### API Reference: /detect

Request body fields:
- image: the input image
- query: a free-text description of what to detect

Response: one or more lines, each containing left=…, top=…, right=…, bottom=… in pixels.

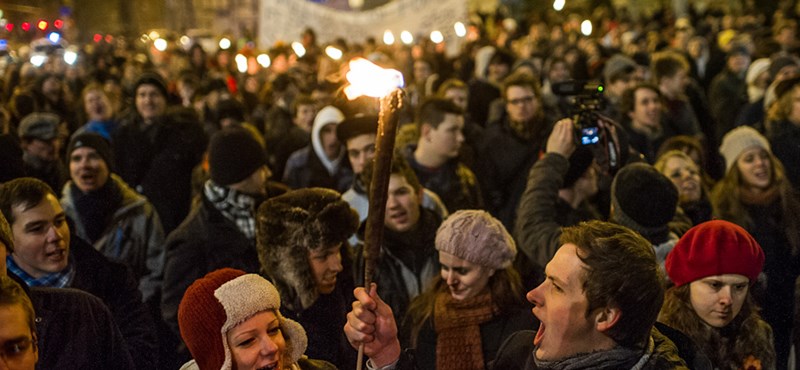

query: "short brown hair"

left=502, top=72, right=541, bottom=101
left=360, top=155, right=422, bottom=196
left=0, top=276, right=37, bottom=336
left=651, top=51, right=689, bottom=83
left=560, top=220, right=664, bottom=349
left=620, top=83, right=661, bottom=115
left=0, top=177, right=56, bottom=225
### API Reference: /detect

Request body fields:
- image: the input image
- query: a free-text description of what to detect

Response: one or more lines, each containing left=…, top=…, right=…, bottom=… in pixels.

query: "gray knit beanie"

left=435, top=210, right=517, bottom=270
left=719, top=126, right=771, bottom=173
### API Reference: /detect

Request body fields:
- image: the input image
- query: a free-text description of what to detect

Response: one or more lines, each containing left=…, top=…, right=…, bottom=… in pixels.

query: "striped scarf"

left=204, top=180, right=257, bottom=240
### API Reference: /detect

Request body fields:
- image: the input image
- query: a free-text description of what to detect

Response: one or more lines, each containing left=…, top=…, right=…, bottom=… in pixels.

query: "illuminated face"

left=628, top=87, right=662, bottom=131
left=69, top=147, right=110, bottom=193
left=9, top=194, right=70, bottom=278
left=293, top=104, right=316, bottom=133
left=0, top=304, right=38, bottom=370
left=83, top=89, right=112, bottom=122
left=689, top=274, right=749, bottom=328
left=384, top=174, right=422, bottom=233
left=346, top=134, right=376, bottom=175
left=413, top=60, right=433, bottom=82
left=308, top=244, right=343, bottom=295
left=661, top=156, right=701, bottom=203
left=548, top=61, right=570, bottom=83
left=135, top=84, right=166, bottom=123
left=439, top=251, right=493, bottom=301
left=424, top=114, right=464, bottom=159
left=735, top=147, right=772, bottom=191
left=505, top=85, right=539, bottom=123
left=527, top=243, right=602, bottom=361
left=226, top=310, right=286, bottom=370
left=319, top=124, right=342, bottom=161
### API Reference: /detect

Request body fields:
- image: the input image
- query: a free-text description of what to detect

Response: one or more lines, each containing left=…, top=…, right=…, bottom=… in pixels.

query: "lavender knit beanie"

left=435, top=210, right=517, bottom=270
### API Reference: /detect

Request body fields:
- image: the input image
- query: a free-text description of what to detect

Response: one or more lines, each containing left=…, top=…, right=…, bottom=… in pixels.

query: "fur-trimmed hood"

left=256, top=188, right=359, bottom=311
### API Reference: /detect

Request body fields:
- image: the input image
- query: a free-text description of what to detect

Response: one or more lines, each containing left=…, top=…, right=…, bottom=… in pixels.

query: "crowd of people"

left=1, top=1, right=800, bottom=369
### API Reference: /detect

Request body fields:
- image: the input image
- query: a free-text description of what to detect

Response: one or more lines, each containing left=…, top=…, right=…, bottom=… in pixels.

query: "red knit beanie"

left=665, top=220, right=765, bottom=287
left=177, top=268, right=307, bottom=370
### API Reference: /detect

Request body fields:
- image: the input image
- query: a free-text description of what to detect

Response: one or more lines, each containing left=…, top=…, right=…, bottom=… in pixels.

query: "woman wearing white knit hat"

left=710, top=125, right=800, bottom=368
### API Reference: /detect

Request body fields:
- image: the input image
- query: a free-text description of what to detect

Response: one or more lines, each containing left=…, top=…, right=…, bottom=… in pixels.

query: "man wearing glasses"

left=476, top=72, right=556, bottom=231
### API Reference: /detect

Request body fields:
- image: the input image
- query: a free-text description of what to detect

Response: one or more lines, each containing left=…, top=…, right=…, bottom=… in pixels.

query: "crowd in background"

left=1, top=1, right=800, bottom=369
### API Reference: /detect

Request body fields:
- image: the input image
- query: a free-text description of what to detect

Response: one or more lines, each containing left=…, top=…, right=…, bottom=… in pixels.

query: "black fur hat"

left=256, top=188, right=359, bottom=310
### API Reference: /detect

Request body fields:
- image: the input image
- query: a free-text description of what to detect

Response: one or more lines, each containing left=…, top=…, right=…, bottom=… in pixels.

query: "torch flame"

left=344, top=58, right=405, bottom=100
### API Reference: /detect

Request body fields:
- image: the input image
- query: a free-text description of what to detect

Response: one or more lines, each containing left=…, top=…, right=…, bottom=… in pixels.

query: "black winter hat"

left=610, top=162, right=678, bottom=244
left=336, top=114, right=378, bottom=143
left=134, top=72, right=168, bottom=98
left=208, top=128, right=266, bottom=186
left=67, top=133, right=114, bottom=170
left=215, top=99, right=245, bottom=123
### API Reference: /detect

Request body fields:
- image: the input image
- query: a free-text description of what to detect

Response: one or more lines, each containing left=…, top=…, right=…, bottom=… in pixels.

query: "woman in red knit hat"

left=177, top=268, right=336, bottom=370
left=659, top=220, right=774, bottom=369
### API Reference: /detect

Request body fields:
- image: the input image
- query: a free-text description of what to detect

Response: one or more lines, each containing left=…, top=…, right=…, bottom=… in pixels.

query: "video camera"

left=552, top=80, right=626, bottom=174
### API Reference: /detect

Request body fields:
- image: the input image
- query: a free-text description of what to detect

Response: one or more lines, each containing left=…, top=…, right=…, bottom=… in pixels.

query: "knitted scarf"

left=72, top=179, right=122, bottom=243
left=204, top=181, right=257, bottom=240
left=533, top=337, right=652, bottom=370
left=740, top=185, right=780, bottom=206
left=434, top=290, right=497, bottom=370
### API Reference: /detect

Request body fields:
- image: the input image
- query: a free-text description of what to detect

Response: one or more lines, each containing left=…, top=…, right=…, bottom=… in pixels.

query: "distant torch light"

left=554, top=0, right=565, bottom=11
left=325, top=46, right=343, bottom=60
left=291, top=41, right=306, bottom=57
left=148, top=31, right=160, bottom=40
left=430, top=30, right=444, bottom=44
left=219, top=37, right=231, bottom=50
left=454, top=22, right=467, bottom=37
left=400, top=31, right=413, bottom=45
left=30, top=54, right=46, bottom=67
left=235, top=54, right=248, bottom=73
left=48, top=32, right=60, bottom=44
left=64, top=50, right=77, bottom=65
left=257, top=53, right=271, bottom=68
left=179, top=35, right=190, bottom=46
left=581, top=20, right=592, bottom=36
left=383, top=30, right=395, bottom=45
left=139, top=34, right=148, bottom=43
left=154, top=38, right=168, bottom=51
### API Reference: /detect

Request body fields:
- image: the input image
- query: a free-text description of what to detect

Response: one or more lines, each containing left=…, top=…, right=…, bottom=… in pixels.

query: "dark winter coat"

left=476, top=116, right=551, bottom=231
left=160, top=194, right=260, bottom=339
left=355, top=208, right=442, bottom=322
left=513, top=153, right=600, bottom=289
left=402, top=144, right=484, bottom=212
left=113, top=114, right=207, bottom=233
left=61, top=174, right=165, bottom=303
left=768, top=120, right=800, bottom=192
left=7, top=272, right=136, bottom=370
left=69, top=235, right=158, bottom=370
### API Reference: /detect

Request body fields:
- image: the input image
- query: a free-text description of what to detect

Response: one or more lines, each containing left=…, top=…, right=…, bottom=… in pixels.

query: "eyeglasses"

left=507, top=96, right=535, bottom=106
left=1, top=337, right=35, bottom=365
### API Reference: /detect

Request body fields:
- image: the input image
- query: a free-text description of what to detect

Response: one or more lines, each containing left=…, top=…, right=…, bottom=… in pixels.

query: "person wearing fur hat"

left=178, top=268, right=336, bottom=370
left=765, top=75, right=800, bottom=192
left=60, top=133, right=165, bottom=304
left=113, top=72, right=207, bottom=234
left=514, top=119, right=601, bottom=291
left=282, top=105, right=353, bottom=193
left=161, top=127, right=271, bottom=367
left=256, top=188, right=359, bottom=369
left=659, top=220, right=774, bottom=369
left=711, top=126, right=800, bottom=368
left=403, top=210, right=535, bottom=370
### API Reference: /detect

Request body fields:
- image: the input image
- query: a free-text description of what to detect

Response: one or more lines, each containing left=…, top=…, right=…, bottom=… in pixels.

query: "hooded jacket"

left=282, top=106, right=353, bottom=192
